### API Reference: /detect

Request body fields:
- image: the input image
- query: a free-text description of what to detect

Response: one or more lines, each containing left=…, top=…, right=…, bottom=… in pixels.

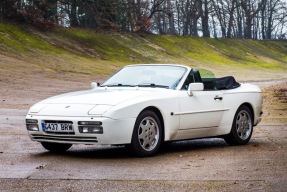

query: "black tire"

left=224, top=105, right=253, bottom=145
left=41, top=142, right=72, bottom=153
left=130, top=110, right=163, bottom=157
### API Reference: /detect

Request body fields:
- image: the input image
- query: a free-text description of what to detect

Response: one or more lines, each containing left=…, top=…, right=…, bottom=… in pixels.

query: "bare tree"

left=166, top=0, right=176, bottom=34
left=226, top=0, right=238, bottom=38
left=241, top=0, right=266, bottom=39
left=1, top=0, right=287, bottom=39
left=201, top=0, right=211, bottom=37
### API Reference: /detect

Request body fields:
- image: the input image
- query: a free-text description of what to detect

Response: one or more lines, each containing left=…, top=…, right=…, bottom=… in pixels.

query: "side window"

left=181, top=69, right=219, bottom=91
left=181, top=72, right=194, bottom=90
left=193, top=69, right=202, bottom=83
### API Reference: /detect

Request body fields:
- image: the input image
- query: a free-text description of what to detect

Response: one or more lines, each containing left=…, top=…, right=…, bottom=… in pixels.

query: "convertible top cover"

left=215, top=76, right=240, bottom=90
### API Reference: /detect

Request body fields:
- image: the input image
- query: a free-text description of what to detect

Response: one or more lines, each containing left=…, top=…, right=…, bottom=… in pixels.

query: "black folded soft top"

left=215, top=76, right=240, bottom=90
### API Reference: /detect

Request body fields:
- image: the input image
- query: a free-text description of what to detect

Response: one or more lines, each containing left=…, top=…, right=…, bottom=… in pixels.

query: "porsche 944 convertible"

left=26, top=64, right=262, bottom=156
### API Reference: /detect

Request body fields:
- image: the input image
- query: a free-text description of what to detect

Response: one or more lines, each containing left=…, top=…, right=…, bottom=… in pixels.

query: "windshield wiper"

left=131, top=83, right=169, bottom=88
left=101, top=83, right=129, bottom=87
left=102, top=83, right=169, bottom=88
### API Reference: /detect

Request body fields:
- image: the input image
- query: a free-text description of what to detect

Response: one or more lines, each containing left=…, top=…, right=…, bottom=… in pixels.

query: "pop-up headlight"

left=29, top=104, right=47, bottom=114
left=88, top=105, right=112, bottom=115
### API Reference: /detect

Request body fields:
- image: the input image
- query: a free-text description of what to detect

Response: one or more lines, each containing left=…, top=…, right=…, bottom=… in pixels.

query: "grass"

left=0, top=21, right=287, bottom=80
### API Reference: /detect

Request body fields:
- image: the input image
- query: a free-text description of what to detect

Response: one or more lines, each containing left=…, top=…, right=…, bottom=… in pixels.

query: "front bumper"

left=25, top=115, right=136, bottom=145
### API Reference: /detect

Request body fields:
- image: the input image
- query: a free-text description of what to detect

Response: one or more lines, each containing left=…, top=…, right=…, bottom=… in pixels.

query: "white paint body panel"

left=26, top=65, right=262, bottom=145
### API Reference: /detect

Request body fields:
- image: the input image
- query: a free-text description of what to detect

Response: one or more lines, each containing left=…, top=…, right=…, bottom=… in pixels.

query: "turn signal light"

left=26, top=119, right=38, bottom=123
left=78, top=121, right=102, bottom=126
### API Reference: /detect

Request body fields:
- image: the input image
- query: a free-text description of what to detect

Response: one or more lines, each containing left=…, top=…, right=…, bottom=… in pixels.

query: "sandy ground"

left=0, top=67, right=286, bottom=191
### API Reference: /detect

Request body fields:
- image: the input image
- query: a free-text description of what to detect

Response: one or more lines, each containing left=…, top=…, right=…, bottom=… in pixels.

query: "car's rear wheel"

left=224, top=105, right=253, bottom=145
left=41, top=142, right=72, bottom=153
left=130, top=110, right=162, bottom=157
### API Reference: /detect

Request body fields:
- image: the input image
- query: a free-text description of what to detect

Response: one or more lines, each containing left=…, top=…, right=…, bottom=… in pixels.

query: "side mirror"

left=91, top=82, right=100, bottom=89
left=187, top=83, right=204, bottom=96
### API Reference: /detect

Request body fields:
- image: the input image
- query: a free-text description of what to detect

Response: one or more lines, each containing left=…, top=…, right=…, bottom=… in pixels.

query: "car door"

left=178, top=89, right=226, bottom=130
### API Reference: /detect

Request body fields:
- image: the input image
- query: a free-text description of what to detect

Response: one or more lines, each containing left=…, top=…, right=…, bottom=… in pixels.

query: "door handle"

left=214, top=96, right=223, bottom=100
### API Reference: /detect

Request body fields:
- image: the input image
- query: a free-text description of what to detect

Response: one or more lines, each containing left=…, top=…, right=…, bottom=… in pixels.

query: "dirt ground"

left=0, top=67, right=286, bottom=191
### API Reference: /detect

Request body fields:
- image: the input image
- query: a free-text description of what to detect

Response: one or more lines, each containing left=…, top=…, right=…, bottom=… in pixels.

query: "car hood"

left=28, top=88, right=166, bottom=116
left=41, top=88, right=155, bottom=105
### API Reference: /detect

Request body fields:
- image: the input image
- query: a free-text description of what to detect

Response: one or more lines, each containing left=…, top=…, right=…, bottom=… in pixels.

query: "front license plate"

left=43, top=123, right=73, bottom=132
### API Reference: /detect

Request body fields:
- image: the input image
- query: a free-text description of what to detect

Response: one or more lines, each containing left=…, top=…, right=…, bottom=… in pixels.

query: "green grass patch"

left=0, top=21, right=287, bottom=80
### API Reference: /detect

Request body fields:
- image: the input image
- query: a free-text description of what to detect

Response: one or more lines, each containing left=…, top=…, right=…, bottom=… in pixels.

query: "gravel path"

left=0, top=72, right=286, bottom=191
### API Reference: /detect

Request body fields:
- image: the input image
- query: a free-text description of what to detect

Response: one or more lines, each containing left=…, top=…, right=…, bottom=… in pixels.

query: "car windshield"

left=101, top=65, right=187, bottom=89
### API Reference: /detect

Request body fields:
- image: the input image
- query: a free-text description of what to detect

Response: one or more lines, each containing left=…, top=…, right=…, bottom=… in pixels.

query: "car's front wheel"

left=41, top=142, right=72, bottom=153
left=224, top=105, right=253, bottom=145
left=130, top=110, right=163, bottom=157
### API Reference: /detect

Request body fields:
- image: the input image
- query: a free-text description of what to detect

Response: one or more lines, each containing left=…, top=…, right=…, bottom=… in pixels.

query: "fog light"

left=26, top=124, right=39, bottom=131
left=91, top=127, right=103, bottom=133
left=82, top=127, right=90, bottom=133
left=79, top=126, right=103, bottom=134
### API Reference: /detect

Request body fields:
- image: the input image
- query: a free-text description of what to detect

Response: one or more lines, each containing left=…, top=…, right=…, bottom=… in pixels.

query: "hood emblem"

left=65, top=105, right=70, bottom=109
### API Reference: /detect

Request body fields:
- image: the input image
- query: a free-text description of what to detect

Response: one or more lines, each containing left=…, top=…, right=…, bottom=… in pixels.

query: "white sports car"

left=26, top=64, right=263, bottom=157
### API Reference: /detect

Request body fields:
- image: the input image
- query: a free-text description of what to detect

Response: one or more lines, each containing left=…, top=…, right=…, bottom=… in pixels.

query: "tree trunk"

left=70, top=0, right=78, bottom=27
left=183, top=0, right=190, bottom=36
left=176, top=1, right=181, bottom=35
left=212, top=14, right=217, bottom=38
left=167, top=0, right=176, bottom=35
left=227, top=0, right=236, bottom=38
left=266, top=0, right=277, bottom=39
left=1, top=0, right=15, bottom=19
left=244, top=14, right=252, bottom=39
left=0, top=0, right=4, bottom=18
left=236, top=4, right=243, bottom=38
left=261, top=0, right=266, bottom=39
left=191, top=17, right=198, bottom=36
left=201, top=0, right=210, bottom=37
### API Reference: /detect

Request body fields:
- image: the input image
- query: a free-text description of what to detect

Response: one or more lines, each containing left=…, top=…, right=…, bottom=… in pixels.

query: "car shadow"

left=33, top=138, right=233, bottom=159
left=160, top=138, right=228, bottom=154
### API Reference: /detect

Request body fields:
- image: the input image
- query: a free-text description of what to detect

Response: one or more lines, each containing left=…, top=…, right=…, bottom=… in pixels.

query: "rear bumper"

left=254, top=111, right=263, bottom=126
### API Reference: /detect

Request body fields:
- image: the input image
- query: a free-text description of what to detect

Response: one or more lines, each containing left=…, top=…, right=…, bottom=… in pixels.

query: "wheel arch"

left=140, top=106, right=165, bottom=142
left=238, top=102, right=254, bottom=124
left=224, top=102, right=255, bottom=145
